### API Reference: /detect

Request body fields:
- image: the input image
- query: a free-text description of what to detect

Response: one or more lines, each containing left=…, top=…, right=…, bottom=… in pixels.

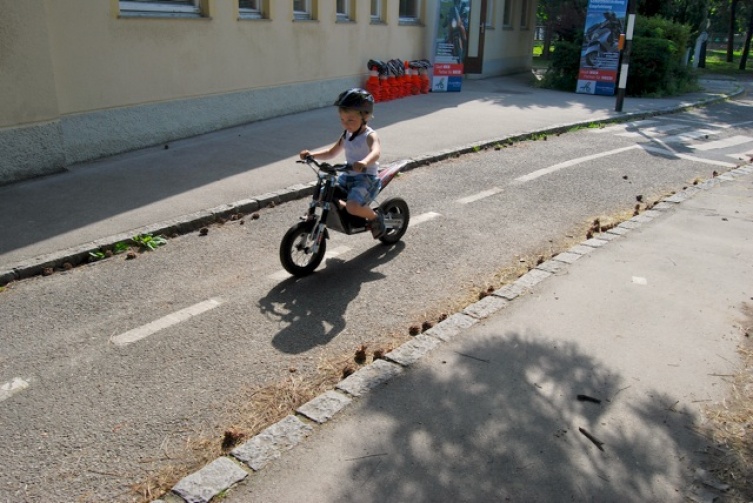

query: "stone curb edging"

left=1, top=84, right=745, bottom=287
left=158, top=165, right=753, bottom=503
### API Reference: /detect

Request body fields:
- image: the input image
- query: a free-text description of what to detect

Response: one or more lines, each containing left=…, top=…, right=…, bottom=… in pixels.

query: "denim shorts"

left=337, top=173, right=381, bottom=206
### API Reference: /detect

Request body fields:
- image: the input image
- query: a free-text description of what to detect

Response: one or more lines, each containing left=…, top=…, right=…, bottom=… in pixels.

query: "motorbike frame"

left=302, top=158, right=407, bottom=255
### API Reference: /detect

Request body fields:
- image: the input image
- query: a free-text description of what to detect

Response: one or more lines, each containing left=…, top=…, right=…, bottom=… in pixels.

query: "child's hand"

left=353, top=161, right=366, bottom=172
left=299, top=150, right=311, bottom=160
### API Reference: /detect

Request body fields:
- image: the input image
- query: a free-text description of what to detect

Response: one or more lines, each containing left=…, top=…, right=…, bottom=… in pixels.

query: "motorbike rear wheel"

left=378, top=197, right=410, bottom=245
left=280, top=221, right=326, bottom=277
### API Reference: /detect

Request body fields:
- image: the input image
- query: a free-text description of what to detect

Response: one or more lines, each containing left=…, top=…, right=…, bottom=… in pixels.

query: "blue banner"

left=576, top=0, right=628, bottom=96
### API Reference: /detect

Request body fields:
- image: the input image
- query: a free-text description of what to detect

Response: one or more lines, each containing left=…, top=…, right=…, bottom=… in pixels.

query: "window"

left=371, top=0, right=383, bottom=23
left=486, top=0, right=494, bottom=28
left=239, top=0, right=263, bottom=19
left=293, top=0, right=311, bottom=20
left=520, top=0, right=529, bottom=29
left=119, top=0, right=202, bottom=17
left=336, top=0, right=353, bottom=22
left=502, top=0, right=512, bottom=27
left=399, top=0, right=421, bottom=23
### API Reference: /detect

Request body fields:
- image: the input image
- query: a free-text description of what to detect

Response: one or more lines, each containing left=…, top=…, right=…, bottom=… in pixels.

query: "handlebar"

left=297, top=155, right=350, bottom=174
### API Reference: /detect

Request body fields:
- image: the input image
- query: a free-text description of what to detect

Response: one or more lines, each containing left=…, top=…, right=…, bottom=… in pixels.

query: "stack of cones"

left=364, top=59, right=433, bottom=101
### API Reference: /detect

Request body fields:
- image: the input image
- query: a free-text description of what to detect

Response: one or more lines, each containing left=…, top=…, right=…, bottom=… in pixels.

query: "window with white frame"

left=502, top=0, right=512, bottom=27
left=293, top=0, right=312, bottom=20
left=486, top=0, right=494, bottom=28
left=399, top=0, right=421, bottom=23
left=520, top=0, right=529, bottom=29
left=119, top=0, right=202, bottom=17
left=239, top=0, right=263, bottom=19
left=371, top=0, right=383, bottom=23
left=336, top=0, right=353, bottom=22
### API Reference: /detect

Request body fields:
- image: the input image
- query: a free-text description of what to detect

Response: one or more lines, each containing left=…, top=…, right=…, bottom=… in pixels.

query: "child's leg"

left=345, top=200, right=377, bottom=220
left=343, top=175, right=381, bottom=220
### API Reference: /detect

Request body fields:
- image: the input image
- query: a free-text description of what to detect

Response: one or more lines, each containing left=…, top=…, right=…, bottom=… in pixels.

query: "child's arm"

left=352, top=131, right=381, bottom=172
left=300, top=137, right=343, bottom=161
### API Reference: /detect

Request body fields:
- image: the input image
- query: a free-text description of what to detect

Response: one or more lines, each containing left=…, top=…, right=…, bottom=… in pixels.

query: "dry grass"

left=701, top=318, right=753, bottom=502
left=131, top=336, right=407, bottom=501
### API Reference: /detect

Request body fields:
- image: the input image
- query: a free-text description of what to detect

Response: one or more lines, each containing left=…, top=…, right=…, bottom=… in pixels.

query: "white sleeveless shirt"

left=342, top=126, right=379, bottom=176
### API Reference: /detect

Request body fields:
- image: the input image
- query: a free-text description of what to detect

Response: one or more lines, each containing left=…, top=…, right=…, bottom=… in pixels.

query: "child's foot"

left=370, top=210, right=386, bottom=239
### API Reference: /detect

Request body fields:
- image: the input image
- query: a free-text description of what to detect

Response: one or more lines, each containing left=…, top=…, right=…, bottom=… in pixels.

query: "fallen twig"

left=579, top=427, right=605, bottom=451
left=454, top=351, right=490, bottom=363
left=577, top=394, right=601, bottom=404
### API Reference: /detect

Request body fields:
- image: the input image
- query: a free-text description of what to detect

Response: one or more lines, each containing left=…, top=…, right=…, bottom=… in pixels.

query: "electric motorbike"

left=279, top=156, right=410, bottom=277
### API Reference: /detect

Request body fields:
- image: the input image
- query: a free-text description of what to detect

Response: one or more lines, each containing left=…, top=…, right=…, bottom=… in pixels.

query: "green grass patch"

left=696, top=48, right=753, bottom=77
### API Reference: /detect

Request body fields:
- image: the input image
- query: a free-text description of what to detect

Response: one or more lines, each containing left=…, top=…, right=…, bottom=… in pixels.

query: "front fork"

left=305, top=190, right=330, bottom=255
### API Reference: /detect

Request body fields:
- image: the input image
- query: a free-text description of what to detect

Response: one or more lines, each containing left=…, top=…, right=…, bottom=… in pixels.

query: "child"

left=299, top=88, right=385, bottom=238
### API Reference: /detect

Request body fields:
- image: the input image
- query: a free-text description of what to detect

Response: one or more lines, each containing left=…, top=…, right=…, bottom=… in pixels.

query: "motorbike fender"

left=378, top=159, right=410, bottom=189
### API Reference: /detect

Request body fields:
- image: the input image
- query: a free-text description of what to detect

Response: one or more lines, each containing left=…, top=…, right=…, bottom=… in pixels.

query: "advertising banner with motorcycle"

left=432, top=0, right=470, bottom=92
left=576, top=0, right=627, bottom=96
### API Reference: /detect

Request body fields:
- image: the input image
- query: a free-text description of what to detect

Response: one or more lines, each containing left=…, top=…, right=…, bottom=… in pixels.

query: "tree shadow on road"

left=333, top=329, right=711, bottom=502
left=260, top=242, right=405, bottom=354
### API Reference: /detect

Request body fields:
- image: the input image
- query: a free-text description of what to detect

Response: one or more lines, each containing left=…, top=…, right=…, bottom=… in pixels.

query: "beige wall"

left=0, top=0, right=59, bottom=127
left=1, top=0, right=533, bottom=185
left=45, top=1, right=428, bottom=115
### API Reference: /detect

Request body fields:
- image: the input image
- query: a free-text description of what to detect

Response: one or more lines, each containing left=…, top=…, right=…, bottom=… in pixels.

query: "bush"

left=538, top=15, right=697, bottom=97
left=630, top=16, right=696, bottom=96
left=539, top=40, right=581, bottom=91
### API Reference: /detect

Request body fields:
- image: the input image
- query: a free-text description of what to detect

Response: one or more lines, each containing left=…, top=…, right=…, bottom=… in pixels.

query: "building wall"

left=0, top=0, right=533, bottom=185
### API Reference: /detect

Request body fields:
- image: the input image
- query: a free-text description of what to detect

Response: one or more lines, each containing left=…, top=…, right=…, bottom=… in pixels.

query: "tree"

left=727, top=0, right=739, bottom=61
left=741, top=0, right=753, bottom=68
left=537, top=0, right=589, bottom=58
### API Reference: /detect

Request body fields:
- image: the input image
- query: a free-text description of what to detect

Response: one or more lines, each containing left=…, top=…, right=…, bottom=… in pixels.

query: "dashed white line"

left=456, top=188, right=503, bottom=205
left=513, top=145, right=640, bottom=183
left=0, top=378, right=30, bottom=402
left=410, top=211, right=442, bottom=225
left=111, top=298, right=224, bottom=346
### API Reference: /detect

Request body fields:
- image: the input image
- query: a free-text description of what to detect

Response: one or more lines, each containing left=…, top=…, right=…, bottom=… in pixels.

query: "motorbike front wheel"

left=378, top=197, right=410, bottom=245
left=280, top=221, right=326, bottom=277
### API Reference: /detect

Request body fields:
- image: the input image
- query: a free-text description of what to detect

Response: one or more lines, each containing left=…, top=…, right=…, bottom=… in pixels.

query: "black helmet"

left=334, top=88, right=374, bottom=114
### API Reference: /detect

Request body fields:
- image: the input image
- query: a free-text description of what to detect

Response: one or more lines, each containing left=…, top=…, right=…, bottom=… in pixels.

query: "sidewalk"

left=166, top=165, right=753, bottom=503
left=0, top=73, right=744, bottom=285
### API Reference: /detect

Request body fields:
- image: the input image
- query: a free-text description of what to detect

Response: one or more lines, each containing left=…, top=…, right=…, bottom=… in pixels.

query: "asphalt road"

left=1, top=96, right=752, bottom=502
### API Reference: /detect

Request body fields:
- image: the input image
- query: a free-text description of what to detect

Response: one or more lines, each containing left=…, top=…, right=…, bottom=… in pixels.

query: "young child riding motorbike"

left=299, top=88, right=386, bottom=238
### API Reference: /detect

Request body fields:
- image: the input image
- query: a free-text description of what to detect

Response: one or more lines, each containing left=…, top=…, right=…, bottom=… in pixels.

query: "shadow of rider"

left=261, top=242, right=405, bottom=354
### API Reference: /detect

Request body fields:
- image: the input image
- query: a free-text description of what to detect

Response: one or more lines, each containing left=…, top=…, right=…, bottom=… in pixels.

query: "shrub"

left=538, top=15, right=697, bottom=97
left=539, top=40, right=582, bottom=91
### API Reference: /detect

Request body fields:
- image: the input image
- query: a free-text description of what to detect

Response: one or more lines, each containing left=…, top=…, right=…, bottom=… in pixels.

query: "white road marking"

left=456, top=188, right=503, bottom=204
left=513, top=145, right=640, bottom=183
left=728, top=120, right=753, bottom=128
left=589, top=120, right=659, bottom=133
left=656, top=117, right=729, bottom=128
left=632, top=276, right=647, bottom=285
left=640, top=145, right=738, bottom=168
left=689, top=135, right=753, bottom=151
left=726, top=151, right=753, bottom=160
left=0, top=378, right=30, bottom=402
left=662, top=129, right=719, bottom=143
left=616, top=123, right=690, bottom=138
left=410, top=211, right=442, bottom=226
left=111, top=298, right=224, bottom=346
left=268, top=246, right=351, bottom=281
